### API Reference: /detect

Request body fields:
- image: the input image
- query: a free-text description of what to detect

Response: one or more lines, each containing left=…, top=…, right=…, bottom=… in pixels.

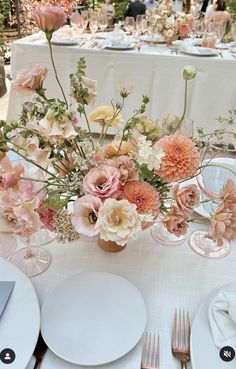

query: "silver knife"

left=0, top=281, right=15, bottom=319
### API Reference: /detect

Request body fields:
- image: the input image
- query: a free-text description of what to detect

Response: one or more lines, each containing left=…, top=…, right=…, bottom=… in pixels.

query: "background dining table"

left=7, top=33, right=236, bottom=139
left=15, top=220, right=235, bottom=369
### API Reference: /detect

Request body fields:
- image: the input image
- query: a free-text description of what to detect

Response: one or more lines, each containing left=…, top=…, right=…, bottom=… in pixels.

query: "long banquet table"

left=19, top=220, right=236, bottom=369
left=7, top=33, right=236, bottom=136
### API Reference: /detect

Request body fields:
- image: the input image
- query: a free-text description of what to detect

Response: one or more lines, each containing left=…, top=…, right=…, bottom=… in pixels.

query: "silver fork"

left=141, top=332, right=160, bottom=369
left=172, top=309, right=191, bottom=369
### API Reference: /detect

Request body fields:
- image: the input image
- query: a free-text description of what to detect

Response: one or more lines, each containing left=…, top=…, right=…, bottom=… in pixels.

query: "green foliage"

left=228, top=0, right=236, bottom=18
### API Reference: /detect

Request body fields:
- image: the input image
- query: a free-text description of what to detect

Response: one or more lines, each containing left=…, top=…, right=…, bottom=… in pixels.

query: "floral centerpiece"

left=146, top=7, right=194, bottom=43
left=0, top=6, right=235, bottom=264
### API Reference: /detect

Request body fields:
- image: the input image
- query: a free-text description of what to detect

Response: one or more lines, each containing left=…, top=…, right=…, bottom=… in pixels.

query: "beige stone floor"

left=0, top=65, right=11, bottom=121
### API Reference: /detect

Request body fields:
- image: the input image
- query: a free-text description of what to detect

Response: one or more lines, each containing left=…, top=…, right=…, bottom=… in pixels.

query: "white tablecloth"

left=7, top=34, right=236, bottom=136
left=23, top=222, right=236, bottom=369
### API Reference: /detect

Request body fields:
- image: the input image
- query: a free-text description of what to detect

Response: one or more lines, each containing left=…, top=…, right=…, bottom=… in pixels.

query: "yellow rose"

left=89, top=105, right=123, bottom=127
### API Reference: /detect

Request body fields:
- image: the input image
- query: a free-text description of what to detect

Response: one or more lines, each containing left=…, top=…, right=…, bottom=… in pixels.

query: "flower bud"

left=182, top=65, right=196, bottom=80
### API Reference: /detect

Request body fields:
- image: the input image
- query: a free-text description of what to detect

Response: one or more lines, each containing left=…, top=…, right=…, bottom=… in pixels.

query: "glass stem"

left=24, top=236, right=34, bottom=259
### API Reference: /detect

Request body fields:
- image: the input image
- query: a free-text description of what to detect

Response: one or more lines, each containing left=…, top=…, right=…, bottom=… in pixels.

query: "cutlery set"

left=142, top=309, right=190, bottom=369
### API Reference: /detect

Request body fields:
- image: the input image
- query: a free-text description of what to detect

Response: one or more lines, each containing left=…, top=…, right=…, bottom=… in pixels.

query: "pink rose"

left=0, top=192, right=41, bottom=236
left=32, top=6, right=66, bottom=34
left=173, top=184, right=200, bottom=214
left=83, top=165, right=120, bottom=199
left=162, top=206, right=189, bottom=237
left=71, top=195, right=102, bottom=236
left=13, top=64, right=48, bottom=94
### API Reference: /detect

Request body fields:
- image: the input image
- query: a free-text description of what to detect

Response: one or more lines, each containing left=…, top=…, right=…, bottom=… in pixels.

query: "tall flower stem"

left=173, top=79, right=188, bottom=134
left=47, top=37, right=68, bottom=109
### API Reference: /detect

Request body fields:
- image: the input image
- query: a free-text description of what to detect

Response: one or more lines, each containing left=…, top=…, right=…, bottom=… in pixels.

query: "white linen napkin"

left=208, top=291, right=236, bottom=348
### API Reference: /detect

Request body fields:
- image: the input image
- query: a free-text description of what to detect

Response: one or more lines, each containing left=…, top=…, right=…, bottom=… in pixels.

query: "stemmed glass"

left=189, top=158, right=236, bottom=259
left=70, top=13, right=84, bottom=36
left=98, top=14, right=108, bottom=32
left=81, top=11, right=89, bottom=34
left=124, top=16, right=135, bottom=35
left=89, top=13, right=98, bottom=38
left=10, top=234, right=51, bottom=278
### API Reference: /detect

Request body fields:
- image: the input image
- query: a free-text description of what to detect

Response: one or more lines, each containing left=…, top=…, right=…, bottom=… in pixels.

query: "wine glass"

left=98, top=14, right=108, bottom=32
left=124, top=17, right=135, bottom=34
left=89, top=13, right=98, bottom=38
left=216, top=21, right=226, bottom=45
left=10, top=234, right=51, bottom=278
left=70, top=13, right=84, bottom=36
left=189, top=158, right=236, bottom=259
left=81, top=11, right=89, bottom=33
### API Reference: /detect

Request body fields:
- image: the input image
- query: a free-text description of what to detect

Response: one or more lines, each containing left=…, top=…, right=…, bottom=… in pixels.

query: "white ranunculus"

left=97, top=199, right=141, bottom=246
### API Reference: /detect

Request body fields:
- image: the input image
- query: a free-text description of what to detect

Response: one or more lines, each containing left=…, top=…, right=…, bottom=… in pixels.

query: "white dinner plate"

left=105, top=43, right=135, bottom=50
left=180, top=46, right=218, bottom=56
left=41, top=272, right=147, bottom=366
left=191, top=280, right=236, bottom=369
left=139, top=35, right=166, bottom=44
left=184, top=157, right=235, bottom=217
left=0, top=258, right=40, bottom=369
left=51, top=40, right=78, bottom=46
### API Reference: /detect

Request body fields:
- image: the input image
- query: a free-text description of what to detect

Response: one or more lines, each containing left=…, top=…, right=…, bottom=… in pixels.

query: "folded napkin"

left=208, top=290, right=236, bottom=348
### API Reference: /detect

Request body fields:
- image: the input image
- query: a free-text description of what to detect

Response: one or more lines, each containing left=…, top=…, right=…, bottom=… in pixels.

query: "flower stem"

left=173, top=79, right=188, bottom=134
left=47, top=38, right=68, bottom=109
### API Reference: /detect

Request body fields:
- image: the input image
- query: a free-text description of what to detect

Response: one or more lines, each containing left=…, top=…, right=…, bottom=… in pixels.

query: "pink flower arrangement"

left=1, top=9, right=234, bottom=250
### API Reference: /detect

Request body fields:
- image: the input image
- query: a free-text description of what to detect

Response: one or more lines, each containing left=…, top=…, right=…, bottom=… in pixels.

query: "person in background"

left=145, top=0, right=159, bottom=9
left=207, top=0, right=231, bottom=31
left=200, top=0, right=209, bottom=13
left=101, top=0, right=115, bottom=27
left=125, top=0, right=146, bottom=20
left=205, top=0, right=217, bottom=19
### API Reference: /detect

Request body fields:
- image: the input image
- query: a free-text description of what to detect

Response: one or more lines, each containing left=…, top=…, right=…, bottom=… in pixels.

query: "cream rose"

left=97, top=199, right=141, bottom=246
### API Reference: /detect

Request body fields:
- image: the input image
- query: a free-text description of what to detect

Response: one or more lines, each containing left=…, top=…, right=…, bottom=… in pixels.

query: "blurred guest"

left=101, top=0, right=115, bottom=26
left=200, top=0, right=209, bottom=13
left=145, top=0, right=159, bottom=9
left=205, top=0, right=217, bottom=18
left=207, top=0, right=230, bottom=22
left=125, top=0, right=146, bottom=20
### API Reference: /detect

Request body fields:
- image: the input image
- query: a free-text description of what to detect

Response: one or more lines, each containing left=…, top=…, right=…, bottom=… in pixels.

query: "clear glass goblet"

left=71, top=13, right=84, bottom=36
left=124, top=16, right=135, bottom=34
left=189, top=158, right=236, bottom=259
left=98, top=14, right=108, bottom=32
left=10, top=234, right=51, bottom=278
